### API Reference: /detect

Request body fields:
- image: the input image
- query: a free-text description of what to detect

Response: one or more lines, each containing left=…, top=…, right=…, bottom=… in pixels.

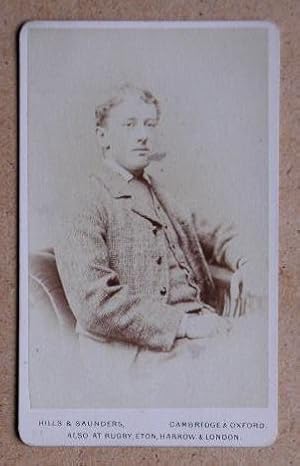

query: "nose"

left=136, top=125, right=148, bottom=145
left=137, top=135, right=148, bottom=145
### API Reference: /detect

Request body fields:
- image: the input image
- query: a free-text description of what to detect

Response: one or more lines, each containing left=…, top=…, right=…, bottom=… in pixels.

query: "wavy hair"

left=95, top=84, right=161, bottom=129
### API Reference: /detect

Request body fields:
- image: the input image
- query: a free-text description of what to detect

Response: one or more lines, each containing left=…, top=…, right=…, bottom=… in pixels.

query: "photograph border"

left=19, top=20, right=279, bottom=447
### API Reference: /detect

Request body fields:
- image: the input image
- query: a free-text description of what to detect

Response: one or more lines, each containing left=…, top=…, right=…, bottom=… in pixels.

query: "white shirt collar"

left=104, top=158, right=152, bottom=185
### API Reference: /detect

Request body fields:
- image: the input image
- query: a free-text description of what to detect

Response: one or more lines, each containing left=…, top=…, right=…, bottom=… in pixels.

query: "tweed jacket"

left=55, top=163, right=240, bottom=352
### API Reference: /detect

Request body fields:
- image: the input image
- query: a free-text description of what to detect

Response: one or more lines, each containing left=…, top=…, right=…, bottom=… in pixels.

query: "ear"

left=96, top=127, right=110, bottom=155
left=96, top=126, right=106, bottom=141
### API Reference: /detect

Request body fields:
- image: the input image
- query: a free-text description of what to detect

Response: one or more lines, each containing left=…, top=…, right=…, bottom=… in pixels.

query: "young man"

left=55, top=84, right=248, bottom=356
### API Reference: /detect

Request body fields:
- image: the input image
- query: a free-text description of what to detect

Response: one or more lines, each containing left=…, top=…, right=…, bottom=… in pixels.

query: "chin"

left=130, top=160, right=150, bottom=171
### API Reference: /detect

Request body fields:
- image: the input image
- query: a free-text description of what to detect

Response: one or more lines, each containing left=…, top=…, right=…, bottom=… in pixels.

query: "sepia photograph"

left=19, top=21, right=278, bottom=446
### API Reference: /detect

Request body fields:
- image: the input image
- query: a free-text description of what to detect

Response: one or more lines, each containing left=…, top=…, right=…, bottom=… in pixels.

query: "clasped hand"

left=185, top=309, right=232, bottom=339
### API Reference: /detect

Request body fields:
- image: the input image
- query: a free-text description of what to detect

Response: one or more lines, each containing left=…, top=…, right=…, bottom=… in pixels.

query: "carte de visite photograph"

left=19, top=21, right=279, bottom=447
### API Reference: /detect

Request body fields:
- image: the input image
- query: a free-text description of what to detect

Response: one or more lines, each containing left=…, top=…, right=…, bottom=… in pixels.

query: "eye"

left=145, top=120, right=156, bottom=128
left=123, top=119, right=136, bottom=128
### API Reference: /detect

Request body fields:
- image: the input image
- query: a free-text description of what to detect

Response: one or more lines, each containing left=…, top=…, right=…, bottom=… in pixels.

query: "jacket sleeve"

left=191, top=212, right=246, bottom=272
left=55, top=197, right=184, bottom=352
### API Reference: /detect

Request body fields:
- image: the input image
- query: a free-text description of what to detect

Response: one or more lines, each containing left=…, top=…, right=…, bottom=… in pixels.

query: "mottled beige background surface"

left=0, top=1, right=299, bottom=465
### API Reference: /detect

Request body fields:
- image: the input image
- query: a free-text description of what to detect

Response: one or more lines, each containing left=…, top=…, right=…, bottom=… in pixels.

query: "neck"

left=115, top=160, right=145, bottom=178
left=104, top=157, right=146, bottom=181
left=130, top=168, right=145, bottom=178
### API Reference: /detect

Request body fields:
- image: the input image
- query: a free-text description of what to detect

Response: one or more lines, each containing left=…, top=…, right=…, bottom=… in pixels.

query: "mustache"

left=148, top=152, right=166, bottom=161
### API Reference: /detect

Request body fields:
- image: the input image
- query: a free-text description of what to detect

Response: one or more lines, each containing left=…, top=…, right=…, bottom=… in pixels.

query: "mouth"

left=132, top=148, right=149, bottom=153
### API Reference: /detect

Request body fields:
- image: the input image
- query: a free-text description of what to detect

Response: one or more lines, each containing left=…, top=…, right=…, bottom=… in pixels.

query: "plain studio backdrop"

left=28, top=28, right=268, bottom=290
left=26, top=25, right=270, bottom=408
left=27, top=26, right=269, bottom=297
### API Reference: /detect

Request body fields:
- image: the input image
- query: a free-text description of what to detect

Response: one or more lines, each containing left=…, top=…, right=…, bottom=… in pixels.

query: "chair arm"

left=208, top=264, right=247, bottom=317
left=29, top=249, right=76, bottom=330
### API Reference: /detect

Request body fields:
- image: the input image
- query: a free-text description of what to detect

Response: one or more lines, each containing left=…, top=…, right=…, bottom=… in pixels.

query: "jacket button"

left=156, top=256, right=162, bottom=265
left=152, top=226, right=158, bottom=235
left=160, top=286, right=167, bottom=296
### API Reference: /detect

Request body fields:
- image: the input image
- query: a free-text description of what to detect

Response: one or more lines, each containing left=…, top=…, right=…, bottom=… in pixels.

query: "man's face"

left=103, top=95, right=158, bottom=175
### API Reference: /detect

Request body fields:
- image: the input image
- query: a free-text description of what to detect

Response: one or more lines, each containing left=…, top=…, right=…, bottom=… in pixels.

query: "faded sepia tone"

left=27, top=27, right=269, bottom=410
left=0, top=0, right=298, bottom=464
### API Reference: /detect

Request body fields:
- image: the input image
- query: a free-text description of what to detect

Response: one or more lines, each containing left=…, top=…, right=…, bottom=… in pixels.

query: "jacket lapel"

left=96, top=162, right=162, bottom=226
left=130, top=205, right=162, bottom=226
left=94, top=164, right=214, bottom=294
